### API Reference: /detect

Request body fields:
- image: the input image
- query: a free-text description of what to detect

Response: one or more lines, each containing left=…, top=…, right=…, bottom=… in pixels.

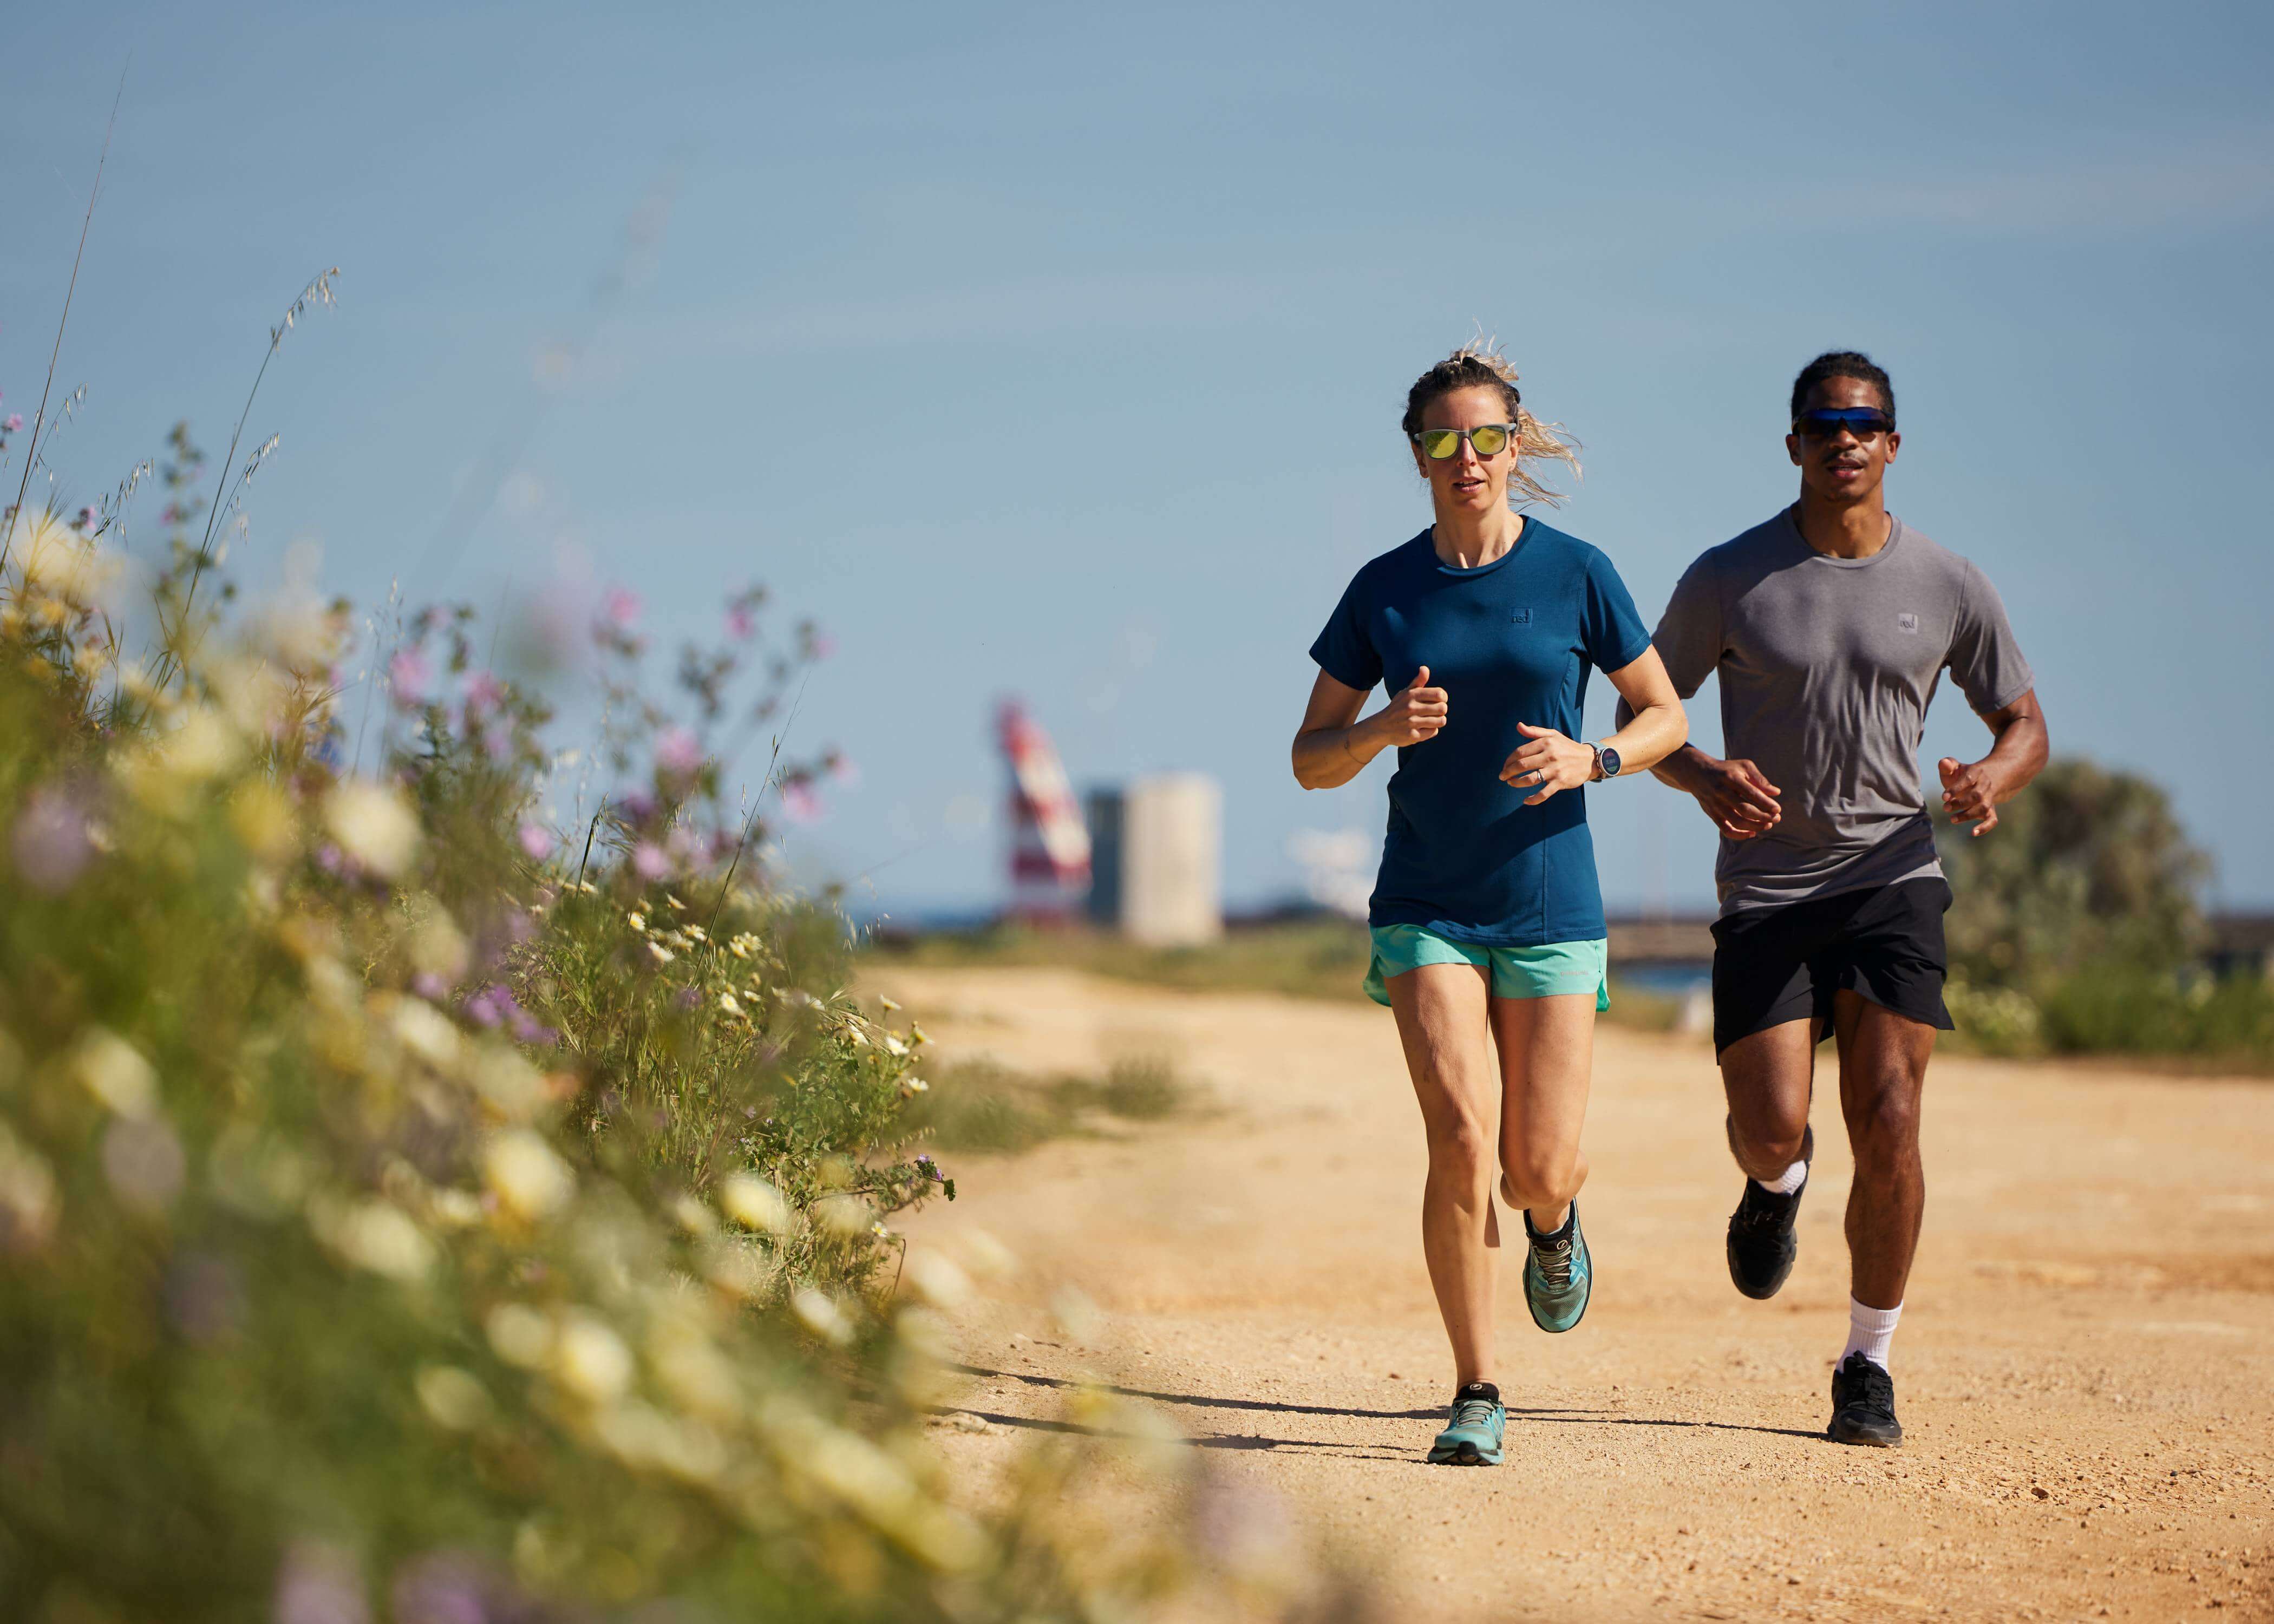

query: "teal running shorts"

left=1363, top=925, right=1610, bottom=1011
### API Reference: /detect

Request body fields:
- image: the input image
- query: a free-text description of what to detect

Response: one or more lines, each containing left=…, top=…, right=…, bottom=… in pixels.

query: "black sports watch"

left=1591, top=743, right=1622, bottom=781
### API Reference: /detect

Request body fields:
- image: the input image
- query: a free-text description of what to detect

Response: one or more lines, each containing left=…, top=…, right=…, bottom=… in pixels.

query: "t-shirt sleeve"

left=1650, top=553, right=1724, bottom=700
left=1580, top=548, right=1654, bottom=673
left=1948, top=560, right=2034, bottom=715
left=1308, top=570, right=1383, bottom=694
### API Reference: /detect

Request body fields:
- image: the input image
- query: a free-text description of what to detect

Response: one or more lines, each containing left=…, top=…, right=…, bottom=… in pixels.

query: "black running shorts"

left=1709, top=878, right=1955, bottom=1055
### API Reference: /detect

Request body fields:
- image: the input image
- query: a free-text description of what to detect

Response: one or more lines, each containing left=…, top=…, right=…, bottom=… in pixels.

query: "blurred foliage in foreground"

left=0, top=477, right=1342, bottom=1620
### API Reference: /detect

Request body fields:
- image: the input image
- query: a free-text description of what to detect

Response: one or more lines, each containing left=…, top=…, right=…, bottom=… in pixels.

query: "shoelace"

left=1733, top=1181, right=1800, bottom=1234
left=1531, top=1235, right=1573, bottom=1291
left=1450, top=1397, right=1498, bottom=1432
left=1840, top=1358, right=1896, bottom=1417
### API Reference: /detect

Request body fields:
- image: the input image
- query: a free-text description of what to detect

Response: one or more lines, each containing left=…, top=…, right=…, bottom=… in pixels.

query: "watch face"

left=1599, top=746, right=1622, bottom=778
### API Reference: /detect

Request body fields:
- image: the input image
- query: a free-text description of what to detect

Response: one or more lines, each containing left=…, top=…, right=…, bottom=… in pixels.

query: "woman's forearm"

left=1292, top=714, right=1388, bottom=790
left=1600, top=697, right=1687, bottom=776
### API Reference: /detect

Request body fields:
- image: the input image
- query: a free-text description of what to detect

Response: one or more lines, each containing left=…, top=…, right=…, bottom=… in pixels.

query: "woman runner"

left=1292, top=347, right=1687, bottom=1465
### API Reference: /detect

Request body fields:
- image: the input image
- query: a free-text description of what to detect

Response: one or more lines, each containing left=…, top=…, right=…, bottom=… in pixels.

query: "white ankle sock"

left=1753, top=1158, right=1807, bottom=1196
left=1841, top=1298, right=1902, bottom=1370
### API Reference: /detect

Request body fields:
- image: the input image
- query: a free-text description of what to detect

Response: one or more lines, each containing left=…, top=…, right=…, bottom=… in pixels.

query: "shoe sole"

left=1726, top=1233, right=1795, bottom=1301
left=1827, top=1417, right=1903, bottom=1448
left=1428, top=1442, right=1503, bottom=1466
left=1725, top=1118, right=1811, bottom=1301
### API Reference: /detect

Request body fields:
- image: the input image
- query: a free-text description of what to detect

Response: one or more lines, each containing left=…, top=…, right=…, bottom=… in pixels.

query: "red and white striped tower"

left=996, top=699, right=1090, bottom=921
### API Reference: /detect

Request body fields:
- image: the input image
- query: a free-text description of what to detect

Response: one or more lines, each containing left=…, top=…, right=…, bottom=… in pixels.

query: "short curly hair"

left=1789, top=350, right=1894, bottom=425
left=1402, top=344, right=1580, bottom=510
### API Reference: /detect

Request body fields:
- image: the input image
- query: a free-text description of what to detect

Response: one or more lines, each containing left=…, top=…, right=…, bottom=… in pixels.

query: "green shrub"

left=2036, top=959, right=2274, bottom=1066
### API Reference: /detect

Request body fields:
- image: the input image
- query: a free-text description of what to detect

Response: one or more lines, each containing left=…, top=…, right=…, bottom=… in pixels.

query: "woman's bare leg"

left=1488, top=993, right=1598, bottom=1232
left=1387, top=961, right=1502, bottom=1389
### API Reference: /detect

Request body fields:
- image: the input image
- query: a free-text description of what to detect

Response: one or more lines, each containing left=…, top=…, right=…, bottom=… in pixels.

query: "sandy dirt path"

left=879, top=967, right=2274, bottom=1622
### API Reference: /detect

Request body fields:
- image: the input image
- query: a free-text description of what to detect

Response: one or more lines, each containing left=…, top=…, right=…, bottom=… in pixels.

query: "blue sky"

left=6, top=2, right=2271, bottom=916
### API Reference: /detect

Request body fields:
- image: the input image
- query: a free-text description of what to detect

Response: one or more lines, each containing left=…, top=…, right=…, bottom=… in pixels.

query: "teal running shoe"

left=1523, top=1202, right=1592, bottom=1333
left=1426, top=1382, right=1505, bottom=1466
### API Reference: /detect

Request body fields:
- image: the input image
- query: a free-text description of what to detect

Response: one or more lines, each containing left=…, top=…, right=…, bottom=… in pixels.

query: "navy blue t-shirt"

left=1309, top=521, right=1652, bottom=946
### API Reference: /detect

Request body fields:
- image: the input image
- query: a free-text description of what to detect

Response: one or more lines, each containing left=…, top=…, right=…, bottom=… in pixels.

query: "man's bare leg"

left=1720, top=1017, right=1816, bottom=1180
left=1829, top=990, right=1936, bottom=1310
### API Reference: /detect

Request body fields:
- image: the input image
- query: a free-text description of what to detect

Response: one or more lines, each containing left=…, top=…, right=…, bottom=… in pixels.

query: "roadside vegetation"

left=878, top=761, right=2274, bottom=1074
left=0, top=310, right=1334, bottom=1620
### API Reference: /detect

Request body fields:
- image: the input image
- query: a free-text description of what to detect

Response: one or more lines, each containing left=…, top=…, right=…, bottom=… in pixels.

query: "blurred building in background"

left=997, top=700, right=1090, bottom=922
left=1086, top=775, right=1223, bottom=947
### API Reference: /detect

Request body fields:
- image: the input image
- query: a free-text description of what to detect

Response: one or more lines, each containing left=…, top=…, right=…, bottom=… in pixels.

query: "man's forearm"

left=1650, top=742, right=1720, bottom=794
left=1979, top=711, right=2049, bottom=798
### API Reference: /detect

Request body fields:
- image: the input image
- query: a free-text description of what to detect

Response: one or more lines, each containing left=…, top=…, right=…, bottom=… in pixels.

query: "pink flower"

left=655, top=727, right=701, bottom=776
left=603, top=586, right=642, bottom=630
left=632, top=841, right=669, bottom=880
left=517, top=822, right=554, bottom=861
left=2, top=415, right=21, bottom=434
left=827, top=752, right=860, bottom=788
left=12, top=785, right=94, bottom=894
left=779, top=781, right=823, bottom=824
left=726, top=605, right=755, bottom=640
left=388, top=649, right=431, bottom=706
left=463, top=670, right=506, bottom=711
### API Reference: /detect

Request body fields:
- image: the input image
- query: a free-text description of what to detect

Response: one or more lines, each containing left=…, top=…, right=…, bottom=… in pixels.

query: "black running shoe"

left=1827, top=1352, right=1903, bottom=1447
left=1725, top=1121, right=1813, bottom=1301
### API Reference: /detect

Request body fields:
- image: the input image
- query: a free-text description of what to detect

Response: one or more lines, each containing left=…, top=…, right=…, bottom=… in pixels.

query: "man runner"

left=1622, top=351, right=2048, bottom=1445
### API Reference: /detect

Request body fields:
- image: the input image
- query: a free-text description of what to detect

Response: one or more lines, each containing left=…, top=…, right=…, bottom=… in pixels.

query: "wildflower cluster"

left=0, top=488, right=1316, bottom=1619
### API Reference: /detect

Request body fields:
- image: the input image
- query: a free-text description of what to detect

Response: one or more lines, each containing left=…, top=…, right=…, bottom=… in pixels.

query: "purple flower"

left=510, top=1013, right=558, bottom=1046
left=315, top=843, right=345, bottom=875
left=3, top=414, right=22, bottom=433
left=632, top=841, right=669, bottom=880
left=464, top=991, right=502, bottom=1028
left=276, top=1541, right=369, bottom=1624
left=675, top=987, right=701, bottom=1012
left=726, top=604, right=755, bottom=640
left=655, top=726, right=701, bottom=777
left=75, top=505, right=99, bottom=529
left=411, top=972, right=448, bottom=1001
left=617, top=790, right=658, bottom=826
left=11, top=785, right=95, bottom=895
left=516, top=822, right=553, bottom=861
left=388, top=648, right=432, bottom=707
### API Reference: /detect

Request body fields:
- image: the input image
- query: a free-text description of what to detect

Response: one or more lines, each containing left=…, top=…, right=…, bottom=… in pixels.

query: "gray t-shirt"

left=1654, top=508, right=2034, bottom=914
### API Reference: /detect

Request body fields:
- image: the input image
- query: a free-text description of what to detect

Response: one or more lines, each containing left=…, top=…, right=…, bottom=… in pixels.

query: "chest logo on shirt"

left=1511, top=608, right=1533, bottom=625
left=1896, top=612, right=1920, bottom=633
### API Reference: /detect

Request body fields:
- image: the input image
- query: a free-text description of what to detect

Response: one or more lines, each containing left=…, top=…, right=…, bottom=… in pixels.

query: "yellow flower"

left=717, top=990, right=744, bottom=1017
left=324, top=780, right=421, bottom=879
left=717, top=1173, right=790, bottom=1234
left=68, top=1027, right=159, bottom=1118
left=483, top=1129, right=573, bottom=1221
left=552, top=1314, right=634, bottom=1403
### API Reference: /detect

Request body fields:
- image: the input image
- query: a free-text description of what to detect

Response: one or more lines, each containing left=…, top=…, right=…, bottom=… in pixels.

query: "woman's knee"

left=1498, top=1145, right=1582, bottom=1210
left=1425, top=1112, right=1494, bottom=1188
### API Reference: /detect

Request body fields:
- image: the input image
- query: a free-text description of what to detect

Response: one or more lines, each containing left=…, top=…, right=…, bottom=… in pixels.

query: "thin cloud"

left=1852, top=140, right=2274, bottom=235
